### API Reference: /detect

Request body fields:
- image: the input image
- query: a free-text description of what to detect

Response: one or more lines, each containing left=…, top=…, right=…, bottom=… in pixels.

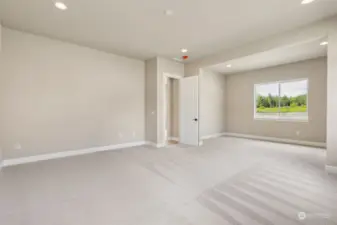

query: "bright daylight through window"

left=255, top=79, right=308, bottom=121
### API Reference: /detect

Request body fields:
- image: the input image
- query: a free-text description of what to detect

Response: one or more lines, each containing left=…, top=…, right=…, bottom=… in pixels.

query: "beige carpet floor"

left=1, top=137, right=336, bottom=225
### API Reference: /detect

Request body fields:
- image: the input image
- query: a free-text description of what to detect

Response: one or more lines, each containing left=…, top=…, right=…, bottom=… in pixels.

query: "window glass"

left=255, top=82, right=279, bottom=117
left=255, top=79, right=308, bottom=121
left=279, top=80, right=308, bottom=120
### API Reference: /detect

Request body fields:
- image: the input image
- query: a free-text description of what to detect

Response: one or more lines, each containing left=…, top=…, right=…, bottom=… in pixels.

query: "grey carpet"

left=0, top=137, right=336, bottom=225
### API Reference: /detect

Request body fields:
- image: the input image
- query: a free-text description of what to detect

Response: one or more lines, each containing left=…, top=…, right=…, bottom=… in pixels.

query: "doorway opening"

left=165, top=77, right=180, bottom=146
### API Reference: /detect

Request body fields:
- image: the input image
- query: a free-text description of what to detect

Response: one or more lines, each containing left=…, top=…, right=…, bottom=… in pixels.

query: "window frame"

left=253, top=78, right=309, bottom=122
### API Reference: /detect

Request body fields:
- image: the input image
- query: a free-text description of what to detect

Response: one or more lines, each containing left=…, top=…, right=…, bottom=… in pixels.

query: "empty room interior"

left=1, top=0, right=337, bottom=224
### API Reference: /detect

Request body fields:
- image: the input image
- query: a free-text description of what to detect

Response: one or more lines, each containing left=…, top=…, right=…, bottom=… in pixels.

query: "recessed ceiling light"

left=301, top=0, right=315, bottom=5
left=181, top=48, right=188, bottom=53
left=320, top=41, right=328, bottom=46
left=164, top=10, right=174, bottom=16
left=226, top=64, right=232, bottom=68
left=55, top=2, right=68, bottom=10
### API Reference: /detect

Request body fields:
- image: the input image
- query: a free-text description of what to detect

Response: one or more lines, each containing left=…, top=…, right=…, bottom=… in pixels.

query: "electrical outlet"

left=133, top=131, right=136, bottom=138
left=14, top=143, right=22, bottom=150
left=296, top=131, right=301, bottom=136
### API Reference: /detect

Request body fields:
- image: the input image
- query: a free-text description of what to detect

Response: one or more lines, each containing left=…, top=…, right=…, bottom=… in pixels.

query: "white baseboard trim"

left=326, top=165, right=337, bottom=175
left=146, top=142, right=165, bottom=148
left=168, top=137, right=179, bottom=142
left=201, top=133, right=226, bottom=140
left=157, top=143, right=166, bottom=148
left=3, top=141, right=147, bottom=167
left=146, top=142, right=157, bottom=147
left=224, top=132, right=326, bottom=148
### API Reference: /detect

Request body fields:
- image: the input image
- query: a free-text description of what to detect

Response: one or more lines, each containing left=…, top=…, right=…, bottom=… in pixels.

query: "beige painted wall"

left=0, top=28, right=145, bottom=159
left=145, top=58, right=158, bottom=143
left=226, top=57, right=327, bottom=143
left=200, top=69, right=226, bottom=137
left=327, top=33, right=337, bottom=167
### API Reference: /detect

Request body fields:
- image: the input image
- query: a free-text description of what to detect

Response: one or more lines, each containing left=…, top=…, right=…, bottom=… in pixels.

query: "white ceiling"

left=207, top=39, right=327, bottom=74
left=0, top=0, right=336, bottom=61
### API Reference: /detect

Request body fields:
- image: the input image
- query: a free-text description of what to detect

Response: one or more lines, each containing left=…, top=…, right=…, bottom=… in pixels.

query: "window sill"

left=254, top=116, right=308, bottom=123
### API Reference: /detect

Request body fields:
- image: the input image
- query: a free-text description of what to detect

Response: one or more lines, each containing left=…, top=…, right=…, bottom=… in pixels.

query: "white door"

left=180, top=76, right=199, bottom=146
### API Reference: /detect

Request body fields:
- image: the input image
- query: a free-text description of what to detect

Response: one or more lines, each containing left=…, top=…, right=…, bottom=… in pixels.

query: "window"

left=254, top=79, right=308, bottom=121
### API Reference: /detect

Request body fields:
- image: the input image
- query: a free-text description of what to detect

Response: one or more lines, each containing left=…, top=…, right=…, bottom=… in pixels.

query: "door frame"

left=162, top=73, right=183, bottom=146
